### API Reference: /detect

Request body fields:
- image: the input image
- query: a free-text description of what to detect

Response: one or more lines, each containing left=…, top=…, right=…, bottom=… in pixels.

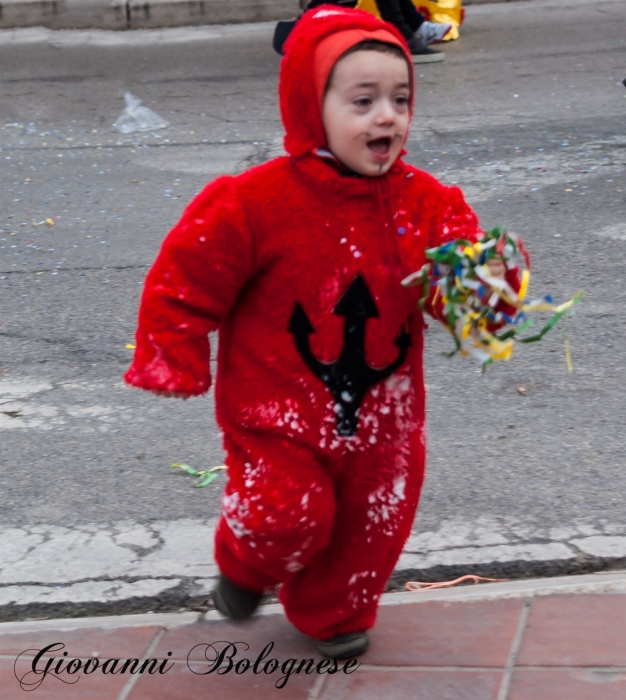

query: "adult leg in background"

left=376, top=0, right=425, bottom=41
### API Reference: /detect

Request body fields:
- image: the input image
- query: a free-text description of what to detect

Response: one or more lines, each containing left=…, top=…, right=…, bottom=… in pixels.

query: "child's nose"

left=374, top=99, right=396, bottom=124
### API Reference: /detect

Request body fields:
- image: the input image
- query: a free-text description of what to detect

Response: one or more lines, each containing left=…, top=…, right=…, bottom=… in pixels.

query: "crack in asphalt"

left=0, top=331, right=77, bottom=346
left=0, top=264, right=150, bottom=275
left=0, top=575, right=191, bottom=587
left=0, top=139, right=260, bottom=152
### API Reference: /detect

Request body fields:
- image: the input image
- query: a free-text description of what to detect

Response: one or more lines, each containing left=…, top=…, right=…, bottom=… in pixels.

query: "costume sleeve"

left=124, top=176, right=254, bottom=395
left=430, top=184, right=482, bottom=248
left=424, top=185, right=520, bottom=324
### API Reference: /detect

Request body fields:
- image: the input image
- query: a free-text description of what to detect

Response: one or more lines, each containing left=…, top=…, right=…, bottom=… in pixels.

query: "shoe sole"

left=315, top=635, right=370, bottom=659
left=412, top=52, right=445, bottom=64
left=212, top=581, right=261, bottom=621
left=212, top=586, right=242, bottom=620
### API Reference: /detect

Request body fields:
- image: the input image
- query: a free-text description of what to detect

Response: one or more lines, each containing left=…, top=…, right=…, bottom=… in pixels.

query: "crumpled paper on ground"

left=113, top=92, right=169, bottom=134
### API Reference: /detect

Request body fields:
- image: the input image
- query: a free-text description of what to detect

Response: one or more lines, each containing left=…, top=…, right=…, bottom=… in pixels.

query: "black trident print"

left=288, top=275, right=411, bottom=437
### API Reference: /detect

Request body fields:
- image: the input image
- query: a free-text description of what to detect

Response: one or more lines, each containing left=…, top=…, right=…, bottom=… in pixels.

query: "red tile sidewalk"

left=2, top=575, right=625, bottom=700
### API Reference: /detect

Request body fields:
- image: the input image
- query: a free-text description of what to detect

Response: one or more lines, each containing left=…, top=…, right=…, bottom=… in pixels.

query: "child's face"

left=322, top=50, right=411, bottom=177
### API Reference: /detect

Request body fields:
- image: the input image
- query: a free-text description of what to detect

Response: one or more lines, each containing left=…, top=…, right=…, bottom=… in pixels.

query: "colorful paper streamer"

left=401, top=227, right=583, bottom=371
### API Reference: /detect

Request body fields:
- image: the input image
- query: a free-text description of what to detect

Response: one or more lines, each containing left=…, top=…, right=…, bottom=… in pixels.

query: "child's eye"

left=354, top=97, right=372, bottom=107
left=394, top=96, right=409, bottom=106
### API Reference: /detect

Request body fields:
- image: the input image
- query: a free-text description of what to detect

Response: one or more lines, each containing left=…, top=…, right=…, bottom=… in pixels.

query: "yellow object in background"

left=356, top=0, right=463, bottom=41
left=356, top=0, right=382, bottom=18
left=413, top=0, right=463, bottom=40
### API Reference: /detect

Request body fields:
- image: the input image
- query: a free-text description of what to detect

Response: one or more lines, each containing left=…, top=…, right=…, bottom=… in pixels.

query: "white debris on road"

left=1, top=516, right=624, bottom=612
left=0, top=378, right=128, bottom=431
left=430, top=136, right=626, bottom=203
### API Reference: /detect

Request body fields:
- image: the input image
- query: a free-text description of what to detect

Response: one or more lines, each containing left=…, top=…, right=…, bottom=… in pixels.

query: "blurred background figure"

left=273, top=0, right=456, bottom=62
left=361, top=0, right=451, bottom=62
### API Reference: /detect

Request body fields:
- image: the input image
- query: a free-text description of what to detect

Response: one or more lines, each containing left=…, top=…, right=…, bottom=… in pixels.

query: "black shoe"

left=315, top=631, right=369, bottom=659
left=407, top=36, right=445, bottom=64
left=212, top=574, right=263, bottom=620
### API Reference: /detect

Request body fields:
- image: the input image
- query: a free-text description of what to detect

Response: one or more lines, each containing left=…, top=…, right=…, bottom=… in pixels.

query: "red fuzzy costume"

left=125, top=6, right=518, bottom=640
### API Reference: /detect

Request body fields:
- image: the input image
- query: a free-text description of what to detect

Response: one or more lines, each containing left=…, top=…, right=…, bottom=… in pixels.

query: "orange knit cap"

left=313, top=28, right=406, bottom=108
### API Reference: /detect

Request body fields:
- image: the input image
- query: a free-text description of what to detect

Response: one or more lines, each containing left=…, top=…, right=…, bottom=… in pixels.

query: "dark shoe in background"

left=407, top=35, right=445, bottom=63
left=273, top=19, right=299, bottom=55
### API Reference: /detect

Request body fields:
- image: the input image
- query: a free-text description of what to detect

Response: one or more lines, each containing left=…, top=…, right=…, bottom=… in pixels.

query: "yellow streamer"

left=518, top=269, right=530, bottom=302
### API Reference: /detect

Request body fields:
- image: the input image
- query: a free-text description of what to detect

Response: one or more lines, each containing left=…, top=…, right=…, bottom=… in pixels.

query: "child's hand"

left=483, top=256, right=520, bottom=327
left=486, top=257, right=506, bottom=281
left=150, top=390, right=192, bottom=400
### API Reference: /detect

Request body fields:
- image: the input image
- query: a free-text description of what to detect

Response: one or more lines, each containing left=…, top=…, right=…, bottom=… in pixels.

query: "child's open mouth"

left=367, top=137, right=392, bottom=158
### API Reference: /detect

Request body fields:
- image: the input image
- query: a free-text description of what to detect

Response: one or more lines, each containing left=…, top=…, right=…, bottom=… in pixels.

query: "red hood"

left=279, top=6, right=414, bottom=158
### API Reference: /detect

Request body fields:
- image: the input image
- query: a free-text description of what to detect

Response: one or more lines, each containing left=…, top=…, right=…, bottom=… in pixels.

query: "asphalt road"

left=1, top=0, right=625, bottom=615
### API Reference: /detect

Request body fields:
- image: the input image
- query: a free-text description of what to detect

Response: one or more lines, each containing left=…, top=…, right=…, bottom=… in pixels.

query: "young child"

left=125, top=6, right=517, bottom=659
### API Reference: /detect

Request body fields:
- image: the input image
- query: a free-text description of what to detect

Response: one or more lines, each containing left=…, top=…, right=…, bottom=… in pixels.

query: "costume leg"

left=279, top=427, right=426, bottom=640
left=214, top=429, right=337, bottom=593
